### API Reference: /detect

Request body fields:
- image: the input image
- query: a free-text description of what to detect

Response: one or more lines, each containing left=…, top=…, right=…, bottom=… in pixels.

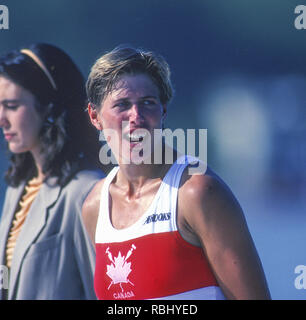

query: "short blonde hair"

left=86, top=45, right=174, bottom=108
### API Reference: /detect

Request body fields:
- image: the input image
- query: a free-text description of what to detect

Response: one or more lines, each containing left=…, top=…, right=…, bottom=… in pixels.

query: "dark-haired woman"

left=0, top=43, right=105, bottom=299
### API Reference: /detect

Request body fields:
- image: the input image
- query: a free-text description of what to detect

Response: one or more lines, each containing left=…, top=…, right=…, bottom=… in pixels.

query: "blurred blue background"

left=0, top=0, right=305, bottom=299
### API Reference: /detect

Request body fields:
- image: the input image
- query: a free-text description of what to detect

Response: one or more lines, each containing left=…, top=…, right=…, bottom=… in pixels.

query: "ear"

left=88, top=103, right=103, bottom=131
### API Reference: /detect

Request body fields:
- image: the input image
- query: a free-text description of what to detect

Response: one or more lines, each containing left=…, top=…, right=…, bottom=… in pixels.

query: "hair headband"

left=20, top=49, right=57, bottom=90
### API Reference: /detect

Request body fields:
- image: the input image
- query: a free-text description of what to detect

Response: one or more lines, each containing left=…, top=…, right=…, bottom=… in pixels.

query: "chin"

left=8, top=144, right=28, bottom=154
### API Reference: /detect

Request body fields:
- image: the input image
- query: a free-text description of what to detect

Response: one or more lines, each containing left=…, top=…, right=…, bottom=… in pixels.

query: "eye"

left=141, top=99, right=156, bottom=108
left=114, top=100, right=130, bottom=110
left=3, top=102, right=19, bottom=110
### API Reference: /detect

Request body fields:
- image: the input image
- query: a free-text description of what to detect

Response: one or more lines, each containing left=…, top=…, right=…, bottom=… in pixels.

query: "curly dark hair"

left=0, top=43, right=101, bottom=187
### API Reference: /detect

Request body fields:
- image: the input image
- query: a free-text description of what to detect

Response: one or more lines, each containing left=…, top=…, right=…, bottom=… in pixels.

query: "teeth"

left=127, top=132, right=147, bottom=142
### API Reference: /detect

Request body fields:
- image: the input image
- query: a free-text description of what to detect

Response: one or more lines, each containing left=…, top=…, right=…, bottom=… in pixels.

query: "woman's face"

left=0, top=76, right=43, bottom=156
left=91, top=73, right=166, bottom=164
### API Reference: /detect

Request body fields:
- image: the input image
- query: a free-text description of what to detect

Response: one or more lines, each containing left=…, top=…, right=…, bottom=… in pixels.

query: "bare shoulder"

left=178, top=167, right=271, bottom=299
left=82, top=178, right=106, bottom=245
left=179, top=168, right=222, bottom=198
left=179, top=167, right=239, bottom=217
left=177, top=166, right=245, bottom=246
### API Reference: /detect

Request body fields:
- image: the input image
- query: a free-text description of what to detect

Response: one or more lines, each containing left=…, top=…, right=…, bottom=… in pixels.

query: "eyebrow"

left=140, top=95, right=159, bottom=100
left=1, top=99, right=21, bottom=104
left=113, top=95, right=158, bottom=103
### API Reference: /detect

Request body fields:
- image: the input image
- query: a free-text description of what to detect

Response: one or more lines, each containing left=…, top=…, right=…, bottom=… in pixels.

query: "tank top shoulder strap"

left=95, top=166, right=119, bottom=243
left=100, top=166, right=119, bottom=209
left=159, top=155, right=200, bottom=230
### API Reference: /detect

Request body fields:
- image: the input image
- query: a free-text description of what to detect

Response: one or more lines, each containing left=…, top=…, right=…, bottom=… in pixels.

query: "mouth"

left=4, top=133, right=16, bottom=141
left=123, top=130, right=149, bottom=144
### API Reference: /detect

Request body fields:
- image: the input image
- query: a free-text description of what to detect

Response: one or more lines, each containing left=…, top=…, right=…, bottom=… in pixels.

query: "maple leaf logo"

left=105, top=245, right=136, bottom=292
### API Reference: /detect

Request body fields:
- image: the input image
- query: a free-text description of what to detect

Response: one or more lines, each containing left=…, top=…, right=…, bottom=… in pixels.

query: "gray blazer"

left=0, top=169, right=103, bottom=300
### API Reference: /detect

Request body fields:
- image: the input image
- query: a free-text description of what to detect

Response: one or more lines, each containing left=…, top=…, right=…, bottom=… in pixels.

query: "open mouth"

left=128, top=132, right=145, bottom=143
left=124, top=130, right=148, bottom=143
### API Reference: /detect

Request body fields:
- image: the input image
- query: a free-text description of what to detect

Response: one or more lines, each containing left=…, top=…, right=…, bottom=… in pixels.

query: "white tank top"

left=94, top=155, right=225, bottom=300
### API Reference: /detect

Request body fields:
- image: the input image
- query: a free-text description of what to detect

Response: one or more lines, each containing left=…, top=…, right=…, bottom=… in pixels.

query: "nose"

left=0, top=106, right=9, bottom=129
left=129, top=104, right=144, bottom=124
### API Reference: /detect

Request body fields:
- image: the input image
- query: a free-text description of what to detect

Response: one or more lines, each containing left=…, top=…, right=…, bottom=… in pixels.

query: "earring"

left=47, top=116, right=55, bottom=124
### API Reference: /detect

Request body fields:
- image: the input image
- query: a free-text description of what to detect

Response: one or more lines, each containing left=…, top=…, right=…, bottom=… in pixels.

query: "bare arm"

left=82, top=179, right=105, bottom=246
left=178, top=170, right=271, bottom=300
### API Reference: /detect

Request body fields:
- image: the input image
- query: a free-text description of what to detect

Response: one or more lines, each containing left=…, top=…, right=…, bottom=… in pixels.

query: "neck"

left=31, top=148, right=45, bottom=181
left=118, top=163, right=163, bottom=184
left=116, top=144, right=179, bottom=191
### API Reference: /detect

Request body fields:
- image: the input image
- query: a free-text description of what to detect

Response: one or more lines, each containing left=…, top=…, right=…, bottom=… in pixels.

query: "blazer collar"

left=8, top=177, right=61, bottom=299
left=0, top=182, right=26, bottom=265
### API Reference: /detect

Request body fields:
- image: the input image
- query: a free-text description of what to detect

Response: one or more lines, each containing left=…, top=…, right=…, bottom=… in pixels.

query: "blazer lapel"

left=0, top=183, right=26, bottom=265
left=0, top=183, right=25, bottom=300
left=8, top=178, right=61, bottom=299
